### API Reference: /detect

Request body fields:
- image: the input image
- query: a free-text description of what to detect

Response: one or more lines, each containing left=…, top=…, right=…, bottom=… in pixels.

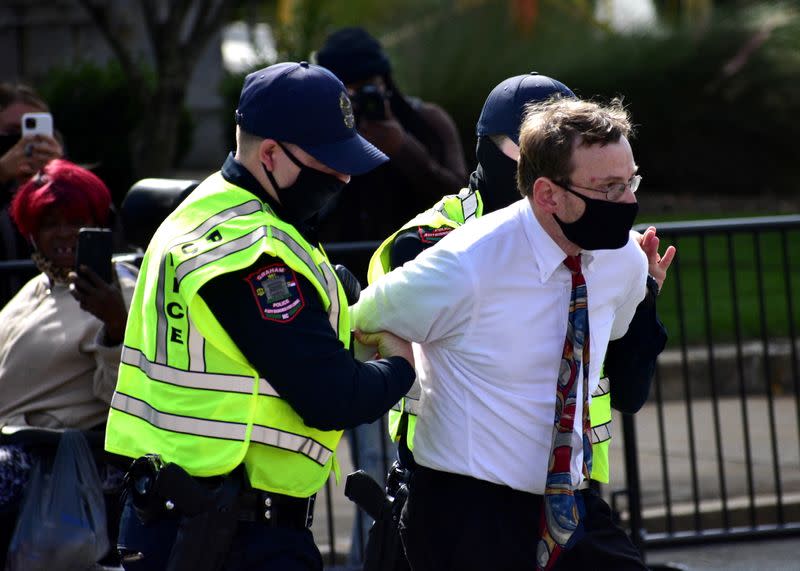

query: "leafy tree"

left=76, top=0, right=238, bottom=179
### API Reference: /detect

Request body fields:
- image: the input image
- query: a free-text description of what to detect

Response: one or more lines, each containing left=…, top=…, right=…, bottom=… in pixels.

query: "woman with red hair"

left=0, top=159, right=137, bottom=562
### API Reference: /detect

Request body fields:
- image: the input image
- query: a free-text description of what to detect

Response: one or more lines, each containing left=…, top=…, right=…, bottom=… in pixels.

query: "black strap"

left=238, top=488, right=316, bottom=529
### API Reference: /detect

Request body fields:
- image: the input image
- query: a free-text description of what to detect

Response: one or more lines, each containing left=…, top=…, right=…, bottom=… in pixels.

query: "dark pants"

left=117, top=492, right=323, bottom=571
left=399, top=466, right=647, bottom=571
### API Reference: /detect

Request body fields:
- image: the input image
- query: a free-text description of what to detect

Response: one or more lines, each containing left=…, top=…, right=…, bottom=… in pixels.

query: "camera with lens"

left=352, top=85, right=388, bottom=121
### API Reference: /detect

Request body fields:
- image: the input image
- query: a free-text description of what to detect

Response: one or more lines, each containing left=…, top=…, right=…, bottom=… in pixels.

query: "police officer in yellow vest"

left=105, top=61, right=416, bottom=571
left=358, top=73, right=672, bottom=570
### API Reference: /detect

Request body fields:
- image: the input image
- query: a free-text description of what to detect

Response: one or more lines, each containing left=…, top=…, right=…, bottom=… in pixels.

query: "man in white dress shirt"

left=350, top=97, right=650, bottom=570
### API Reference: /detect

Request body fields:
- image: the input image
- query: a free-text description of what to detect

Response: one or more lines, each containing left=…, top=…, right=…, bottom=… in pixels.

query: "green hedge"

left=652, top=229, right=800, bottom=346
left=381, top=1, right=800, bottom=201
left=39, top=61, right=194, bottom=206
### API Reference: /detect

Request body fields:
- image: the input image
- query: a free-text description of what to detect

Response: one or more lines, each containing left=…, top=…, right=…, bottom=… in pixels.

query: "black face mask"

left=470, top=136, right=520, bottom=213
left=262, top=143, right=346, bottom=224
left=554, top=188, right=639, bottom=250
left=0, top=133, right=20, bottom=157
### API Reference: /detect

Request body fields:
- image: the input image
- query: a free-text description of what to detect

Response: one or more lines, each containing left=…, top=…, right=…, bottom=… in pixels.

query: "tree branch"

left=184, top=0, right=235, bottom=60
left=166, top=0, right=195, bottom=39
left=138, top=0, right=161, bottom=61
left=76, top=0, right=147, bottom=93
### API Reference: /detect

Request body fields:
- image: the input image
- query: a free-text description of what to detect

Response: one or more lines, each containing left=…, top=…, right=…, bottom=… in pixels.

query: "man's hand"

left=357, top=115, right=406, bottom=157
left=634, top=226, right=677, bottom=292
left=354, top=329, right=415, bottom=368
left=69, top=266, right=128, bottom=345
left=0, top=134, right=63, bottom=184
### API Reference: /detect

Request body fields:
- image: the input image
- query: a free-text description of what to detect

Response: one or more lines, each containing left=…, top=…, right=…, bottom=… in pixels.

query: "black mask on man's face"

left=262, top=143, right=346, bottom=224
left=554, top=187, right=639, bottom=250
left=470, top=136, right=520, bottom=213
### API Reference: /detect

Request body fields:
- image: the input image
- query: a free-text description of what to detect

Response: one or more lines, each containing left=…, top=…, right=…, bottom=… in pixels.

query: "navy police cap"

left=235, top=61, right=387, bottom=176
left=476, top=72, right=575, bottom=145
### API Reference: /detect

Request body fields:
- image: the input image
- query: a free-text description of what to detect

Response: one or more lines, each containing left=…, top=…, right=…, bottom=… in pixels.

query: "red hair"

left=10, top=159, right=111, bottom=239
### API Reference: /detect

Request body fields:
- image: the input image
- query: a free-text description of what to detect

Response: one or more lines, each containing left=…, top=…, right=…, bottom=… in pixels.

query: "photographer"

left=0, top=83, right=64, bottom=304
left=0, top=84, right=63, bottom=258
left=315, top=27, right=468, bottom=242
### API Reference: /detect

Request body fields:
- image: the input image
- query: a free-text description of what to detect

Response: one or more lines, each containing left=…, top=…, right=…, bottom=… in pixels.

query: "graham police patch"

left=246, top=264, right=305, bottom=322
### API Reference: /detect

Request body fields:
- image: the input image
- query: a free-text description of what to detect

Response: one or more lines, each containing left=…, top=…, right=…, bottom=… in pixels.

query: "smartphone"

left=21, top=112, right=53, bottom=138
left=76, top=228, right=113, bottom=283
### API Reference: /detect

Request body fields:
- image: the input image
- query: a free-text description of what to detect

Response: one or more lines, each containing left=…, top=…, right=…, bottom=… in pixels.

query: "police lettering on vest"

left=106, top=173, right=350, bottom=497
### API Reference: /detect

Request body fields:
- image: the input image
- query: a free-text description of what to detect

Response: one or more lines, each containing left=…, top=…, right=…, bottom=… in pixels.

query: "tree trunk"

left=130, top=62, right=189, bottom=179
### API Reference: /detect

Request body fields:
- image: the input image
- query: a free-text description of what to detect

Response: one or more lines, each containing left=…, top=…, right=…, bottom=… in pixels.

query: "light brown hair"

left=516, top=98, right=632, bottom=197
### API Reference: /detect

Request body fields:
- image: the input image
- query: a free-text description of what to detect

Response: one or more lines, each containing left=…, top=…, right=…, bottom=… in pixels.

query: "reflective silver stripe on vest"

left=156, top=200, right=263, bottom=363
left=270, top=227, right=327, bottom=287
left=186, top=309, right=206, bottom=372
left=460, top=190, right=479, bottom=221
left=592, top=376, right=610, bottom=397
left=404, top=396, right=421, bottom=416
left=250, top=425, right=333, bottom=466
left=399, top=377, right=422, bottom=416
left=318, top=262, right=340, bottom=333
left=175, top=225, right=270, bottom=284
left=122, top=346, right=279, bottom=397
left=112, top=392, right=247, bottom=441
left=406, top=378, right=421, bottom=401
left=590, top=421, right=611, bottom=444
left=112, top=392, right=331, bottom=465
left=391, top=401, right=402, bottom=412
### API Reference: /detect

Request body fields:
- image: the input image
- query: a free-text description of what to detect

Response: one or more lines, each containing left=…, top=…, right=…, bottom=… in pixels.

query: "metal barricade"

left=2, top=216, right=798, bottom=567
left=619, top=215, right=800, bottom=553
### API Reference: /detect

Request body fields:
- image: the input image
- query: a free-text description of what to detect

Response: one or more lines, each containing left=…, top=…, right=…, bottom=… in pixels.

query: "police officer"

left=104, top=61, right=416, bottom=571
left=362, top=74, right=674, bottom=570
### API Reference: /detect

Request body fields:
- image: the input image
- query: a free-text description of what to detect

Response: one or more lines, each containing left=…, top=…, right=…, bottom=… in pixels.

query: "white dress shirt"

left=351, top=198, right=647, bottom=494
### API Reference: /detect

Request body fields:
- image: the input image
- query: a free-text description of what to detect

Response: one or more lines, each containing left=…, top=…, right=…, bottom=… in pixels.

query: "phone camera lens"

left=24, top=117, right=37, bottom=129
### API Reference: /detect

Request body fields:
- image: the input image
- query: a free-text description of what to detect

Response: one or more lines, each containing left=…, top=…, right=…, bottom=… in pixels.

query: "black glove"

left=334, top=264, right=362, bottom=305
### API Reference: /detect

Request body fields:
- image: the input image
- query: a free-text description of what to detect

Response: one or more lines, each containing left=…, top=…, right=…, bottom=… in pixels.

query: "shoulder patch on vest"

left=245, top=264, right=305, bottom=323
left=417, top=226, right=453, bottom=245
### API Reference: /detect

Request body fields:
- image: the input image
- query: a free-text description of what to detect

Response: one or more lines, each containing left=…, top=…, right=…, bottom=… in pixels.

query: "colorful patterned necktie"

left=536, top=254, right=593, bottom=570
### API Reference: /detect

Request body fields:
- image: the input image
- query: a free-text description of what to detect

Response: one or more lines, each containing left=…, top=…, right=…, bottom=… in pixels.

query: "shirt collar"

left=518, top=199, right=596, bottom=283
left=221, top=152, right=279, bottom=210
left=220, top=152, right=319, bottom=243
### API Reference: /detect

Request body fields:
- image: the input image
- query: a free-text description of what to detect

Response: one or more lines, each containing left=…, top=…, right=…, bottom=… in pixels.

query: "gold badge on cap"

left=340, top=92, right=355, bottom=129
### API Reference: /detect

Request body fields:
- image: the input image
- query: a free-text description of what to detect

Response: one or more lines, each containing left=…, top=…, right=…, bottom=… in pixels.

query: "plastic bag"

left=5, top=429, right=109, bottom=571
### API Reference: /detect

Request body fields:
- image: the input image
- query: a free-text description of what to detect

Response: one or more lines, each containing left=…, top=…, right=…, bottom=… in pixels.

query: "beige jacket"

left=0, top=262, right=137, bottom=430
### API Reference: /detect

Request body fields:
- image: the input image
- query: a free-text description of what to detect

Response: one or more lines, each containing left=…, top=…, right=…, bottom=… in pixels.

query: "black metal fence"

left=618, top=215, right=800, bottom=554
left=1, top=215, right=798, bottom=567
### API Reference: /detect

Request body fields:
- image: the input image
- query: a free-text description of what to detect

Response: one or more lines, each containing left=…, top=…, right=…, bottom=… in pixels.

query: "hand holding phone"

left=71, top=228, right=127, bottom=343
left=75, top=227, right=113, bottom=284
left=21, top=112, right=54, bottom=139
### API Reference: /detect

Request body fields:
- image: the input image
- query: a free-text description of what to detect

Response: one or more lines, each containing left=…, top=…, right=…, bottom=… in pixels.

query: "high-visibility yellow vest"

left=367, top=188, right=483, bottom=450
left=590, top=374, right=612, bottom=483
left=367, top=188, right=613, bottom=482
left=105, top=172, right=349, bottom=497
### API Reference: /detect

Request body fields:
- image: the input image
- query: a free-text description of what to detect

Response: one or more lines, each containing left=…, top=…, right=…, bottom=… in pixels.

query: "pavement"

left=647, top=536, right=800, bottom=570
left=311, top=395, right=800, bottom=569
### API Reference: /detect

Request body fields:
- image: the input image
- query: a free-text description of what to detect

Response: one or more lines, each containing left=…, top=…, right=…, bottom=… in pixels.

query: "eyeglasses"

left=553, top=174, right=641, bottom=202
